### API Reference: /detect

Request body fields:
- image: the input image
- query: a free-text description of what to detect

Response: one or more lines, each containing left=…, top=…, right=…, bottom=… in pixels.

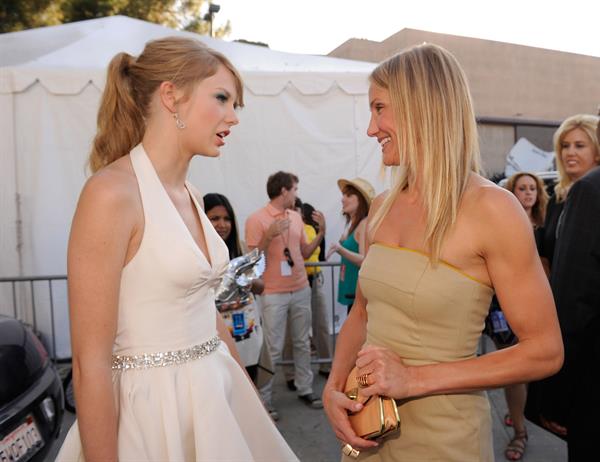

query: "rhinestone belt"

left=112, top=336, right=221, bottom=371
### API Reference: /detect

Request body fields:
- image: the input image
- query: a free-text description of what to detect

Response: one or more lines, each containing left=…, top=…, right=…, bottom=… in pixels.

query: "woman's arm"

left=216, top=312, right=244, bottom=367
left=216, top=312, right=258, bottom=389
left=331, top=219, right=368, bottom=266
left=357, top=186, right=564, bottom=400
left=68, top=172, right=139, bottom=462
left=300, top=211, right=326, bottom=259
left=322, top=287, right=376, bottom=449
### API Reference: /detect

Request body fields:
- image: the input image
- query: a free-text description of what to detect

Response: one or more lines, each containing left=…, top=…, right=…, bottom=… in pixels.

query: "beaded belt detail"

left=112, top=336, right=221, bottom=371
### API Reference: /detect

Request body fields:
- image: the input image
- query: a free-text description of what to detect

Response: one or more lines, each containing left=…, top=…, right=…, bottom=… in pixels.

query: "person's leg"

left=259, top=292, right=290, bottom=410
left=504, top=383, right=528, bottom=460
left=281, top=319, right=296, bottom=389
left=311, top=272, right=331, bottom=374
left=288, top=286, right=314, bottom=397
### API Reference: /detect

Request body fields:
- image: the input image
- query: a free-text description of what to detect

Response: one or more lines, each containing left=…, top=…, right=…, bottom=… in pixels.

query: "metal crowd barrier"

left=0, top=275, right=67, bottom=361
left=0, top=264, right=343, bottom=365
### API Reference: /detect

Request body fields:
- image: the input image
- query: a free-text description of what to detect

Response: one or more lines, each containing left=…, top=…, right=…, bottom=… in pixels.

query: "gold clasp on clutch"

left=345, top=387, right=358, bottom=401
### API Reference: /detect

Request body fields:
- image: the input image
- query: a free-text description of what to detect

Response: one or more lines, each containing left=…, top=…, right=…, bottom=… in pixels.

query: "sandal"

left=504, top=413, right=513, bottom=427
left=505, top=430, right=528, bottom=461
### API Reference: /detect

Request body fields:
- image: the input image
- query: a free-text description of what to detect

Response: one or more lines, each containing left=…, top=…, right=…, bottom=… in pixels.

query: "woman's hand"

left=355, top=345, right=413, bottom=400
left=322, top=386, right=378, bottom=451
left=326, top=243, right=340, bottom=260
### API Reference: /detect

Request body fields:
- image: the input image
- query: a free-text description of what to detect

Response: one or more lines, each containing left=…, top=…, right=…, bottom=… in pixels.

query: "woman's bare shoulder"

left=79, top=156, right=139, bottom=213
left=463, top=175, right=522, bottom=220
left=461, top=174, right=532, bottom=247
left=369, top=190, right=389, bottom=216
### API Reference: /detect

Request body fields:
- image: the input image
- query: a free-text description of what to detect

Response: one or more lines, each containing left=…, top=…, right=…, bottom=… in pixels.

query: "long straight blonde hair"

left=89, top=37, right=244, bottom=173
left=368, top=43, right=480, bottom=264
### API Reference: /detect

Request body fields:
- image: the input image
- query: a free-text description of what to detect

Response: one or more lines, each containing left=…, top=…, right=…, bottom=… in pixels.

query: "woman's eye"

left=216, top=93, right=228, bottom=103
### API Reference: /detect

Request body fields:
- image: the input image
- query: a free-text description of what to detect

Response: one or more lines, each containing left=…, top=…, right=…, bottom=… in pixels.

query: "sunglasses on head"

left=283, top=247, right=295, bottom=267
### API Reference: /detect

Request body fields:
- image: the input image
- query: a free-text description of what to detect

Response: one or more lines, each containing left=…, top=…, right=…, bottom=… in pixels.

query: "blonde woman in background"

left=57, top=37, right=297, bottom=461
left=539, top=114, right=600, bottom=274
left=485, top=172, right=548, bottom=460
left=322, top=44, right=563, bottom=461
left=526, top=115, right=600, bottom=457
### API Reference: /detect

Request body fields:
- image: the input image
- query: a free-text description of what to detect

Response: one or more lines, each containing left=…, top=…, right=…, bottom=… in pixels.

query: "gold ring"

left=357, top=373, right=371, bottom=388
left=342, top=443, right=360, bottom=458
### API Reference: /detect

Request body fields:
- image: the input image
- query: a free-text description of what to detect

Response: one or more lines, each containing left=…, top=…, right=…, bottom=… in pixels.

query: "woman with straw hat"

left=327, top=177, right=375, bottom=313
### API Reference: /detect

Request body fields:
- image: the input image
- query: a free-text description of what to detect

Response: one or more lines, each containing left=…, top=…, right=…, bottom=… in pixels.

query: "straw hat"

left=337, top=177, right=376, bottom=206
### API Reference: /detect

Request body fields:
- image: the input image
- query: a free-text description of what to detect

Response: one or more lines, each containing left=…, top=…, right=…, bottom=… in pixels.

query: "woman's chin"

left=382, top=157, right=401, bottom=167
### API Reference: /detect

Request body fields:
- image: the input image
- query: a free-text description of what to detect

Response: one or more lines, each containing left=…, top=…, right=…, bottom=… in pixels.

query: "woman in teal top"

left=327, top=178, right=375, bottom=313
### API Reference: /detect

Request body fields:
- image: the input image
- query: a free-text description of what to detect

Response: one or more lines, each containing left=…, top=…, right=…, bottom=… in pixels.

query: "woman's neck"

left=141, top=132, right=191, bottom=189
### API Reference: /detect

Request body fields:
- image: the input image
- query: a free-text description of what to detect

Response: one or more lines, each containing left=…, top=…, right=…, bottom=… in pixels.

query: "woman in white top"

left=57, top=37, right=297, bottom=461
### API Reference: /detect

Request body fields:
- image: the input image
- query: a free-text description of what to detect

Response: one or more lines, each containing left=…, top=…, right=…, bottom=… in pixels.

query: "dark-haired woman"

left=204, top=192, right=265, bottom=383
left=56, top=37, right=297, bottom=461
left=327, top=178, right=374, bottom=313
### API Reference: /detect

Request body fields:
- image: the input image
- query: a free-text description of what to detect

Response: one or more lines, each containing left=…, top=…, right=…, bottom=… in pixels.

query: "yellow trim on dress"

left=371, top=242, right=493, bottom=289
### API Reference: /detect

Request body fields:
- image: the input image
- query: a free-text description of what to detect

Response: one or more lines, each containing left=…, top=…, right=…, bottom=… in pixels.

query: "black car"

left=0, top=315, right=64, bottom=462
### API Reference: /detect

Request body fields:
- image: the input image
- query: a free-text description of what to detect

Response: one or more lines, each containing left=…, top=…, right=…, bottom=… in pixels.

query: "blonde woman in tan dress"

left=322, top=44, right=564, bottom=461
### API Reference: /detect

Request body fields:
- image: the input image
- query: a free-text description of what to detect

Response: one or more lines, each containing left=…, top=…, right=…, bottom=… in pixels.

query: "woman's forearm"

left=337, top=245, right=365, bottom=267
left=408, top=334, right=563, bottom=398
left=326, top=310, right=367, bottom=391
left=73, top=364, right=118, bottom=462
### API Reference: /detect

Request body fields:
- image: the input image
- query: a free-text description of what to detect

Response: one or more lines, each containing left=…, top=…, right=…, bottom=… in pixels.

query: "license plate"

left=0, top=415, right=44, bottom=462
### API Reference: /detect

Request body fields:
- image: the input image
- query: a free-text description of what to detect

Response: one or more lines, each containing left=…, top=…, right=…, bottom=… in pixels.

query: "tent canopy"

left=0, top=15, right=374, bottom=95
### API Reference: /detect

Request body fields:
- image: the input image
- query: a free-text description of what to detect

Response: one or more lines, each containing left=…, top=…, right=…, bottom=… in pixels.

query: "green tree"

left=0, top=0, right=63, bottom=32
left=0, top=0, right=230, bottom=37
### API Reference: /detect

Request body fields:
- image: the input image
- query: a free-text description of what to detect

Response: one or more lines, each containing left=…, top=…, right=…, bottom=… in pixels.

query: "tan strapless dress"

left=346, top=243, right=494, bottom=462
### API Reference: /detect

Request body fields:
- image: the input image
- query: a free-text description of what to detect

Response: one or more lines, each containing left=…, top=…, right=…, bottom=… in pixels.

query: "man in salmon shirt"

left=246, top=171, right=326, bottom=420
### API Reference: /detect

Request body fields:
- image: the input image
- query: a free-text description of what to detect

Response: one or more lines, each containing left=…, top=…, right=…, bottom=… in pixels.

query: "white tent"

left=0, top=16, right=381, bottom=357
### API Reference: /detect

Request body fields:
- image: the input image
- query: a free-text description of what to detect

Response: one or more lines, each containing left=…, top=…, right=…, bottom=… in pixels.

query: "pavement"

left=47, top=343, right=567, bottom=461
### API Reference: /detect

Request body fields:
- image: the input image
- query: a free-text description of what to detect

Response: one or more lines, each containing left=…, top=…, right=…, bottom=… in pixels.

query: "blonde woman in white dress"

left=56, top=37, right=298, bottom=462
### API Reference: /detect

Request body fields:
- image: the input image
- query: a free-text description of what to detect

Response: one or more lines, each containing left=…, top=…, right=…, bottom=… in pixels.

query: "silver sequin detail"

left=112, top=336, right=221, bottom=371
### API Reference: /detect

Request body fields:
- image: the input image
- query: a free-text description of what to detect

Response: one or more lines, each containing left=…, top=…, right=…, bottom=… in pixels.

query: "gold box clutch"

left=344, top=366, right=400, bottom=440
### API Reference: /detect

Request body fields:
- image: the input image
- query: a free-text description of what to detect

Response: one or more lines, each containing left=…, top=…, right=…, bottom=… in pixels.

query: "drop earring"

left=173, top=112, right=186, bottom=129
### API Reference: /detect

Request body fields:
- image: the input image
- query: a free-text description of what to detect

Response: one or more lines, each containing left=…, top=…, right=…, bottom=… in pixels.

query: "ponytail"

left=87, top=37, right=244, bottom=173
left=88, top=53, right=145, bottom=173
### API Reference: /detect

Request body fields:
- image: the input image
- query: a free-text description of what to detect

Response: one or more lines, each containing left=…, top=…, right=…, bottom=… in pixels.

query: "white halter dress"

left=56, top=144, right=298, bottom=461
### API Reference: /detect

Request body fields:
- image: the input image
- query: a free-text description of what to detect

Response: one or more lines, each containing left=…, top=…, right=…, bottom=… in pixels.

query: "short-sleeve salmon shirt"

left=245, top=204, right=309, bottom=294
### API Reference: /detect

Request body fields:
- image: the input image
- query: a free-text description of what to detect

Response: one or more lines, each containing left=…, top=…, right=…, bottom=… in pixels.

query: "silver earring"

left=173, top=112, right=186, bottom=129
